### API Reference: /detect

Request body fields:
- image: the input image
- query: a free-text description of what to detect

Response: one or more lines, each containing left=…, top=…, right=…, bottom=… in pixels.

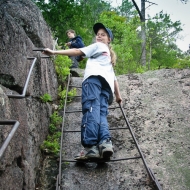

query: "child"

left=43, top=23, right=122, bottom=160
left=65, top=29, right=85, bottom=68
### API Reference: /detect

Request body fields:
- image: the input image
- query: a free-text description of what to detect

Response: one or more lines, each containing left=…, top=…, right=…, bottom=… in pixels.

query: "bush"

left=40, top=93, right=52, bottom=103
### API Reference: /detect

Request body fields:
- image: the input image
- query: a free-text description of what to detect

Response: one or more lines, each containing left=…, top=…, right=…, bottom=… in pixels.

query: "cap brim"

left=93, top=23, right=107, bottom=35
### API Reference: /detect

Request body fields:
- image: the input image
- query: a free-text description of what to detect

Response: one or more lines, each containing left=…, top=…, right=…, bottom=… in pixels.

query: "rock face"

left=0, top=0, right=58, bottom=189
left=60, top=69, right=190, bottom=190
left=0, top=1, right=190, bottom=190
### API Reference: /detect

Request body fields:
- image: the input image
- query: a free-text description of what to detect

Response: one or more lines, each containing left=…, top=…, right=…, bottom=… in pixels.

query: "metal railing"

left=55, top=74, right=162, bottom=190
left=56, top=73, right=71, bottom=190
left=7, top=57, right=37, bottom=98
left=1, top=57, right=37, bottom=159
left=0, top=120, right=20, bottom=159
left=0, top=38, right=58, bottom=159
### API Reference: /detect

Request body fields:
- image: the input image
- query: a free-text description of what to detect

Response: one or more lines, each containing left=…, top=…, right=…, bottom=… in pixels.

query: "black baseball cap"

left=93, top=23, right=114, bottom=41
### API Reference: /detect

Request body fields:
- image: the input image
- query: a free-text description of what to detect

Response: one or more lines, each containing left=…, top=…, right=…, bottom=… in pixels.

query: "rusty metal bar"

left=62, top=127, right=129, bottom=133
left=7, top=57, right=37, bottom=99
left=69, top=85, right=82, bottom=88
left=0, top=120, right=20, bottom=159
left=62, top=156, right=141, bottom=163
left=119, top=104, right=162, bottom=190
left=34, top=37, right=58, bottom=59
left=65, top=106, right=120, bottom=113
left=58, top=81, right=162, bottom=189
left=56, top=73, right=71, bottom=190
left=53, top=37, right=58, bottom=50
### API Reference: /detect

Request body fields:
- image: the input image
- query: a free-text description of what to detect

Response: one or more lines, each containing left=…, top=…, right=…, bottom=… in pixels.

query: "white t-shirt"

left=79, top=42, right=116, bottom=94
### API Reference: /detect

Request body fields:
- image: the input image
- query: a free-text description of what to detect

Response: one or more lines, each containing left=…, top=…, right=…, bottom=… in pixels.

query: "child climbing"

left=43, top=22, right=122, bottom=160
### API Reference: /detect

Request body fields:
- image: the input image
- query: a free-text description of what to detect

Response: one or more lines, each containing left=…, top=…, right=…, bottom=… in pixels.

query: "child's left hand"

left=65, top=42, right=71, bottom=47
left=116, top=96, right=122, bottom=105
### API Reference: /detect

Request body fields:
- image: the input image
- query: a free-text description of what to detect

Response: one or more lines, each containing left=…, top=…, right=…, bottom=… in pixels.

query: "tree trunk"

left=131, top=0, right=146, bottom=66
left=148, top=40, right=152, bottom=70
left=141, top=0, right=146, bottom=66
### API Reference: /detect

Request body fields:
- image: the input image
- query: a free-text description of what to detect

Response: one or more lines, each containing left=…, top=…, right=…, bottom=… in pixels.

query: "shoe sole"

left=74, top=156, right=87, bottom=160
left=102, top=150, right=113, bottom=159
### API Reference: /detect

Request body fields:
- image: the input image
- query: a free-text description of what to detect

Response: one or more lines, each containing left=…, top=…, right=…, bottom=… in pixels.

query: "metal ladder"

left=56, top=73, right=162, bottom=190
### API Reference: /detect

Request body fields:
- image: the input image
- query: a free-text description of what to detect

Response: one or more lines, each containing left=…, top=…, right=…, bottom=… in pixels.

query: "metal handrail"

left=0, top=38, right=58, bottom=162
left=56, top=80, right=162, bottom=190
left=7, top=57, right=37, bottom=98
left=7, top=37, right=58, bottom=98
left=119, top=104, right=162, bottom=190
left=0, top=120, right=20, bottom=159
left=34, top=37, right=58, bottom=59
left=53, top=37, right=58, bottom=50
left=56, top=73, right=71, bottom=190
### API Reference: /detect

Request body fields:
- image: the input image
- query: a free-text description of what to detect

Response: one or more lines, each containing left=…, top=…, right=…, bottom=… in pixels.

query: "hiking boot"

left=74, top=145, right=100, bottom=160
left=99, top=138, right=113, bottom=159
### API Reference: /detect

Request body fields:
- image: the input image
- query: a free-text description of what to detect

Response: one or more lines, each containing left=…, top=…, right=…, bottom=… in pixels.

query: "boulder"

left=0, top=0, right=58, bottom=189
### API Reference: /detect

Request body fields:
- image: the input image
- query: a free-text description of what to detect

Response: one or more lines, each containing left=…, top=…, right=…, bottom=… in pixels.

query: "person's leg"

left=69, top=56, right=79, bottom=68
left=98, top=89, right=113, bottom=159
left=98, top=89, right=111, bottom=143
left=81, top=78, right=101, bottom=146
left=74, top=78, right=102, bottom=159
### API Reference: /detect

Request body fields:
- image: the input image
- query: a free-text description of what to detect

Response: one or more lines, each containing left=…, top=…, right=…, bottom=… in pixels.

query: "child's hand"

left=42, top=48, right=54, bottom=55
left=116, top=96, right=122, bottom=105
left=65, top=42, right=71, bottom=47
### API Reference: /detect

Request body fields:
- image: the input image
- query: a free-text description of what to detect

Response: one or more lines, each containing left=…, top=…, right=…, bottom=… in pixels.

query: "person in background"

left=65, top=29, right=85, bottom=68
left=43, top=23, right=122, bottom=160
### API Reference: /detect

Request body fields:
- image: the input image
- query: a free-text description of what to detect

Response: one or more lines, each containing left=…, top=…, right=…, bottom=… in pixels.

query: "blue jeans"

left=81, top=76, right=111, bottom=147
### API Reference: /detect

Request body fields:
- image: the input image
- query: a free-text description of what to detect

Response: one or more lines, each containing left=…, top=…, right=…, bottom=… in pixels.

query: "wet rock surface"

left=58, top=69, right=190, bottom=190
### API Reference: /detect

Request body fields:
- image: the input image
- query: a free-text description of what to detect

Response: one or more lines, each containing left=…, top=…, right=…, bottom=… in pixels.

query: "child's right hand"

left=42, top=48, right=54, bottom=55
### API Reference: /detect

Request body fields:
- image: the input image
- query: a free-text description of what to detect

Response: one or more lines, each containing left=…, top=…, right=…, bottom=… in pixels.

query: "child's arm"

left=114, top=80, right=122, bottom=104
left=43, top=48, right=84, bottom=56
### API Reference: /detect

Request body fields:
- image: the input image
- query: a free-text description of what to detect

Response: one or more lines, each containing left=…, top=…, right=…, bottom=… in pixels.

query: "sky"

left=112, top=0, right=190, bottom=52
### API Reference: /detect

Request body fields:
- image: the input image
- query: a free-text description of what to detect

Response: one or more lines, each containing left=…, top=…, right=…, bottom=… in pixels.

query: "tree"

left=32, top=0, right=112, bottom=46
left=98, top=11, right=141, bottom=74
left=146, top=12, right=183, bottom=69
left=130, top=0, right=189, bottom=66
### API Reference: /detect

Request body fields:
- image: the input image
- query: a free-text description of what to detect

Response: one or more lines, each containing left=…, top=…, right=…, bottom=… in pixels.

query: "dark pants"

left=70, top=56, right=79, bottom=68
left=81, top=76, right=111, bottom=147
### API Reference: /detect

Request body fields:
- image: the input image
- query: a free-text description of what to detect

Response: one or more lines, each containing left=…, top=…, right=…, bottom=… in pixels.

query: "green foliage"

left=115, top=0, right=137, bottom=18
left=98, top=11, right=141, bottom=74
left=50, top=111, right=62, bottom=127
left=32, top=0, right=112, bottom=47
left=58, top=86, right=77, bottom=109
left=40, top=93, right=52, bottom=103
left=49, top=124, right=57, bottom=134
left=54, top=55, right=71, bottom=81
left=136, top=65, right=147, bottom=73
left=145, top=12, right=183, bottom=70
left=41, top=111, right=62, bottom=155
left=33, top=0, right=189, bottom=74
left=173, top=56, right=190, bottom=69
left=40, top=132, right=61, bottom=155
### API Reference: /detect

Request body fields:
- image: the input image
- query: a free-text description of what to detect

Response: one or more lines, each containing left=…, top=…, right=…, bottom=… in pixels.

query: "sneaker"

left=99, top=138, right=113, bottom=159
left=74, top=145, right=100, bottom=160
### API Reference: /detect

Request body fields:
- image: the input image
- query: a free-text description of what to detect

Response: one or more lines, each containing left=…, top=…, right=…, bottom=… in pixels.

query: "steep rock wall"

left=59, top=69, right=190, bottom=190
left=0, top=0, right=58, bottom=189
